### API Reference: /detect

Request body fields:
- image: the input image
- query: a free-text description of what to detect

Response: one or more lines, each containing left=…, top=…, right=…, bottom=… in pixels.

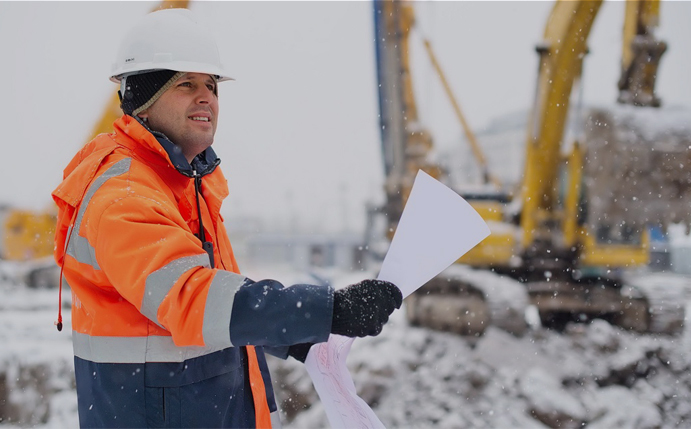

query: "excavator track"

left=406, top=265, right=688, bottom=337
left=405, top=265, right=529, bottom=336
left=526, top=277, right=647, bottom=332
left=621, top=273, right=688, bottom=335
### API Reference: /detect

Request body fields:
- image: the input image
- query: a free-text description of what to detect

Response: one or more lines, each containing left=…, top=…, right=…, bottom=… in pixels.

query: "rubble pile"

left=270, top=310, right=691, bottom=428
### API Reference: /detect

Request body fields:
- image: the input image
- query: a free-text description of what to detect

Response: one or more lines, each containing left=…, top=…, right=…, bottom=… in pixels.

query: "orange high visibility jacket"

left=53, top=115, right=333, bottom=428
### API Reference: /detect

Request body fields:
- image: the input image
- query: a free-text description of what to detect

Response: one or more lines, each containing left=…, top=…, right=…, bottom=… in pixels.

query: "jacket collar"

left=117, top=115, right=229, bottom=218
left=131, top=116, right=221, bottom=178
left=114, top=115, right=221, bottom=178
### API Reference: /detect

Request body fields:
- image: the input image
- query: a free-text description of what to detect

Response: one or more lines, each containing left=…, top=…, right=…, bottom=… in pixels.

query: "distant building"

left=439, top=109, right=528, bottom=191
left=669, top=224, right=691, bottom=275
left=242, top=232, right=366, bottom=271
left=224, top=214, right=367, bottom=271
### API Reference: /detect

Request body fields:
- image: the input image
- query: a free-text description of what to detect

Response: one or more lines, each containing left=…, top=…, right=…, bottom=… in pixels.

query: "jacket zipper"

left=193, top=170, right=215, bottom=269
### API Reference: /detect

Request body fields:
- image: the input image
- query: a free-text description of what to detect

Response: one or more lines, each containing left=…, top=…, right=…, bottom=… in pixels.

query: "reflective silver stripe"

left=141, top=254, right=211, bottom=328
left=203, top=270, right=247, bottom=348
left=72, top=332, right=229, bottom=364
left=270, top=411, right=282, bottom=429
left=66, top=158, right=132, bottom=270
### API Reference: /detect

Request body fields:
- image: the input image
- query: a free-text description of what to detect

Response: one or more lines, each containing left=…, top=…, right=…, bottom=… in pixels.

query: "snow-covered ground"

left=264, top=265, right=691, bottom=429
left=3, top=263, right=691, bottom=428
left=0, top=279, right=77, bottom=428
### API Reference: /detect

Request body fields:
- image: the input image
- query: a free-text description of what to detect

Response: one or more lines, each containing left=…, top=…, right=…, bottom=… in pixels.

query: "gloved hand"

left=331, top=280, right=403, bottom=338
left=287, top=343, right=314, bottom=363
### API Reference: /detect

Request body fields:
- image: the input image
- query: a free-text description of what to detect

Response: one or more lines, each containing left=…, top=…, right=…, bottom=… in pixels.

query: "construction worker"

left=52, top=8, right=402, bottom=429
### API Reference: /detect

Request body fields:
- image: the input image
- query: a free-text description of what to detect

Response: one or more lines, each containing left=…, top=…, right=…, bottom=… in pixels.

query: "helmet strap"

left=120, top=75, right=128, bottom=99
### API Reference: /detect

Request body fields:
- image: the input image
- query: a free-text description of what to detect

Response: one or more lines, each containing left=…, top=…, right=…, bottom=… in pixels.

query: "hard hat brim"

left=110, top=62, right=233, bottom=83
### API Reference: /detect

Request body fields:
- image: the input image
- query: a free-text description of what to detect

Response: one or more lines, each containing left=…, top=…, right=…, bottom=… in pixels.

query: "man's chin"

left=188, top=131, right=214, bottom=146
left=192, top=136, right=215, bottom=154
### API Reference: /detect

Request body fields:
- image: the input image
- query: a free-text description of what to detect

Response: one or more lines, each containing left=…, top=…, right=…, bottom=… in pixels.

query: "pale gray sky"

left=1, top=1, right=689, bottom=233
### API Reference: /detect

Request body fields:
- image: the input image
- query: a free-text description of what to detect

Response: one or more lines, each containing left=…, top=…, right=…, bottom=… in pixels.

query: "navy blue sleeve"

left=229, top=279, right=333, bottom=347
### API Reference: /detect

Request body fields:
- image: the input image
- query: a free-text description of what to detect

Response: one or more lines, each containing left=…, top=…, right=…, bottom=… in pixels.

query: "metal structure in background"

left=372, top=0, right=691, bottom=335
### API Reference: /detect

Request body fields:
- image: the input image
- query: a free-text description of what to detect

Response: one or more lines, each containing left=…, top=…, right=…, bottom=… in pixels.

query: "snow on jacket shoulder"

left=52, top=115, right=333, bottom=428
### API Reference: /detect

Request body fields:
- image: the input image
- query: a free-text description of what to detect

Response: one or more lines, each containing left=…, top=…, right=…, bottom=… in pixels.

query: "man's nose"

left=195, top=87, right=214, bottom=104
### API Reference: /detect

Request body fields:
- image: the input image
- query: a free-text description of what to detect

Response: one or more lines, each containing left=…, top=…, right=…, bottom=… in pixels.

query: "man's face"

left=139, top=72, right=219, bottom=162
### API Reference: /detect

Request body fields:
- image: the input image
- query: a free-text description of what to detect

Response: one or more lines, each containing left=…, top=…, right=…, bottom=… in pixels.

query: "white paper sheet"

left=377, top=170, right=491, bottom=298
left=304, top=170, right=491, bottom=428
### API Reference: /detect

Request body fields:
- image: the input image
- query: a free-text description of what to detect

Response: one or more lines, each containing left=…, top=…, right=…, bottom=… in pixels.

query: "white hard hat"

left=110, top=8, right=232, bottom=83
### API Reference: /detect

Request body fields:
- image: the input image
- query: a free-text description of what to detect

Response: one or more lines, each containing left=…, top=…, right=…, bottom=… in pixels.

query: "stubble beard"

left=177, top=127, right=215, bottom=162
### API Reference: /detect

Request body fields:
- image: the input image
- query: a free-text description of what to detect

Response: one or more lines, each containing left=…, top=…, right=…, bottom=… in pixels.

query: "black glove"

left=331, top=280, right=403, bottom=338
left=287, top=343, right=314, bottom=363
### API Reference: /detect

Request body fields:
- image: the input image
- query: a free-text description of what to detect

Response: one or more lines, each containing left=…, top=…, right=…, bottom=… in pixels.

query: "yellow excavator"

left=373, top=0, right=691, bottom=335
left=0, top=205, right=58, bottom=288
left=1, top=0, right=190, bottom=288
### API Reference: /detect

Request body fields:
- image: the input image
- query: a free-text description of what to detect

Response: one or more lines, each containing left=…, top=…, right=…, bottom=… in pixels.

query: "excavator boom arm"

left=520, top=0, right=603, bottom=247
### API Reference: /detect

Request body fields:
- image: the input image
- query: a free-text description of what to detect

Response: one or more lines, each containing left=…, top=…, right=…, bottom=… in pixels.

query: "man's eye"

left=206, top=84, right=216, bottom=92
left=179, top=82, right=192, bottom=88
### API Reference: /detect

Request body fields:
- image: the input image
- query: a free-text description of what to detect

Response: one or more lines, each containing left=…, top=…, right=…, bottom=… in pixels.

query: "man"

left=52, top=8, right=402, bottom=429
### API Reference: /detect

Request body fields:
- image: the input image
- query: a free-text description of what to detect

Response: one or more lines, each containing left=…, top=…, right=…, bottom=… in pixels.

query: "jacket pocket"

left=144, top=347, right=242, bottom=388
left=146, top=385, right=184, bottom=428
left=145, top=386, right=165, bottom=428
left=146, top=366, right=248, bottom=428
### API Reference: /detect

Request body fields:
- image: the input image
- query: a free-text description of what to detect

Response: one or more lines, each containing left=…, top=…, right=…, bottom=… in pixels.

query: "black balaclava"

left=119, top=69, right=183, bottom=116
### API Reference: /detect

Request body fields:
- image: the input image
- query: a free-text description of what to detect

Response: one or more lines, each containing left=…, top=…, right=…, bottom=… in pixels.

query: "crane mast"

left=373, top=0, right=439, bottom=234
